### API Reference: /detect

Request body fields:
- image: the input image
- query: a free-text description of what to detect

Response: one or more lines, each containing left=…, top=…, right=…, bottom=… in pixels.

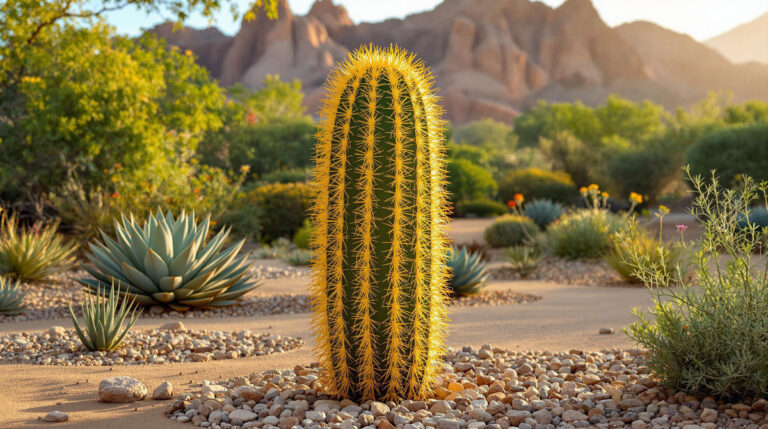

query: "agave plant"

left=523, top=199, right=563, bottom=230
left=0, top=212, right=77, bottom=282
left=69, top=283, right=140, bottom=351
left=79, top=210, right=260, bottom=311
left=505, top=245, right=542, bottom=278
left=0, top=276, right=27, bottom=315
left=447, top=245, right=490, bottom=296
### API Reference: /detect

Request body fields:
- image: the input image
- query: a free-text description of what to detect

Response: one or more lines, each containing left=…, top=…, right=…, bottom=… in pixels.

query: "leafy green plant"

left=253, top=237, right=292, bottom=259
left=0, top=276, right=27, bottom=315
left=79, top=210, right=259, bottom=311
left=293, top=221, right=313, bottom=249
left=504, top=245, right=542, bottom=278
left=498, top=168, right=578, bottom=205
left=484, top=215, right=539, bottom=248
left=686, top=123, right=768, bottom=187
left=547, top=209, right=624, bottom=259
left=261, top=168, right=311, bottom=184
left=284, top=249, right=313, bottom=266
left=624, top=169, right=768, bottom=398
left=523, top=199, right=563, bottom=229
left=50, top=179, right=123, bottom=242
left=605, top=227, right=687, bottom=284
left=447, top=246, right=489, bottom=296
left=245, top=182, right=312, bottom=242
left=0, top=211, right=77, bottom=282
left=69, top=283, right=140, bottom=351
left=455, top=199, right=507, bottom=218
left=447, top=158, right=498, bottom=205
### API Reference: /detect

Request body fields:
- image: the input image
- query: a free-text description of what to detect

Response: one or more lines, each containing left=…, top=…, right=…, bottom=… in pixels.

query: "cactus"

left=310, top=45, right=449, bottom=401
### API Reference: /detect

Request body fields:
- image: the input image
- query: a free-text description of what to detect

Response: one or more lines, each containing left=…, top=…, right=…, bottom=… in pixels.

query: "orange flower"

left=507, top=200, right=517, bottom=209
left=514, top=193, right=524, bottom=203
left=111, top=192, right=119, bottom=198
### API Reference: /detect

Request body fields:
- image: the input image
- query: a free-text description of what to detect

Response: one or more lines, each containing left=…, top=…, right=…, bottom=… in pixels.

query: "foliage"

left=79, top=210, right=260, bottom=311
left=0, top=211, right=76, bottom=282
left=284, top=249, right=313, bottom=266
left=453, top=118, right=517, bottom=152
left=69, top=283, right=140, bottom=352
left=547, top=209, right=624, bottom=259
left=244, top=182, right=312, bottom=242
left=446, top=159, right=497, bottom=205
left=605, top=222, right=687, bottom=284
left=523, top=199, right=563, bottom=230
left=447, top=246, right=489, bottom=296
left=0, top=276, right=27, bottom=315
left=498, top=168, right=578, bottom=205
left=686, top=123, right=768, bottom=187
left=310, top=46, right=449, bottom=401
left=261, top=168, right=311, bottom=184
left=606, top=143, right=680, bottom=202
left=293, top=221, right=313, bottom=249
left=252, top=237, right=292, bottom=259
left=504, top=245, right=542, bottom=278
left=454, top=199, right=507, bottom=218
left=624, top=170, right=768, bottom=398
left=484, top=215, right=539, bottom=248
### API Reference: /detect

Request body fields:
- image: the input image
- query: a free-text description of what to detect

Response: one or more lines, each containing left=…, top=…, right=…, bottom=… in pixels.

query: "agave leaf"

left=176, top=296, right=215, bottom=306
left=152, top=291, right=175, bottom=303
left=144, top=248, right=169, bottom=284
left=121, top=262, right=158, bottom=293
left=158, top=276, right=183, bottom=291
left=169, top=240, right=198, bottom=277
left=178, top=267, right=217, bottom=292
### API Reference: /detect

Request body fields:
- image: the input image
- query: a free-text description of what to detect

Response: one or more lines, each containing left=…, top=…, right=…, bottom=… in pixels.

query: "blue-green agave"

left=79, top=210, right=259, bottom=311
left=523, top=199, right=563, bottom=230
left=0, top=276, right=26, bottom=315
left=70, top=283, right=140, bottom=351
left=447, top=245, right=489, bottom=296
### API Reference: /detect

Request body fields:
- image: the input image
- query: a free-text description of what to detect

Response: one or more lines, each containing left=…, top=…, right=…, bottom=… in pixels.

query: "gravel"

left=450, top=290, right=541, bottom=308
left=165, top=346, right=765, bottom=429
left=490, top=258, right=626, bottom=287
left=0, top=324, right=303, bottom=366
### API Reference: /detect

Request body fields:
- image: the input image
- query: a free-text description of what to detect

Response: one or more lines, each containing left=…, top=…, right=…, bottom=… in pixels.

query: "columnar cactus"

left=310, top=45, right=450, bottom=401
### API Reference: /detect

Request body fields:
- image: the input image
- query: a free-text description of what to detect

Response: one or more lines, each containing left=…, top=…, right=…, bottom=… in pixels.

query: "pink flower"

left=676, top=224, right=688, bottom=234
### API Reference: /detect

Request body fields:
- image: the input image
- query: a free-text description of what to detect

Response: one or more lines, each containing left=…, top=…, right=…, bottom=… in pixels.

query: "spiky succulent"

left=0, top=212, right=76, bottom=282
left=505, top=245, right=542, bottom=278
left=69, top=283, right=140, bottom=351
left=447, top=246, right=489, bottom=296
left=0, top=276, right=27, bottom=315
left=523, top=199, right=563, bottom=230
left=79, top=210, right=259, bottom=311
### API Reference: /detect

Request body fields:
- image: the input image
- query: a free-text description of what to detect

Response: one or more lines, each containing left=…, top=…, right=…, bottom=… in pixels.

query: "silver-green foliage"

left=547, top=210, right=624, bottom=259
left=523, top=199, right=563, bottom=230
left=284, top=249, right=313, bottom=266
left=80, top=210, right=259, bottom=311
left=623, top=168, right=768, bottom=398
left=0, top=276, right=27, bottom=315
left=69, top=284, right=140, bottom=351
left=447, top=246, right=489, bottom=296
left=504, top=245, right=542, bottom=277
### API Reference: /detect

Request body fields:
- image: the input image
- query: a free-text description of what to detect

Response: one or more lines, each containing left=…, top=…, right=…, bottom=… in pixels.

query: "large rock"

left=98, top=376, right=148, bottom=403
left=152, top=381, right=173, bottom=400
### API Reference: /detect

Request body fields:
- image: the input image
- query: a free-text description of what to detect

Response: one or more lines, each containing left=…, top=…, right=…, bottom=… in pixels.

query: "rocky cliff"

left=150, top=0, right=768, bottom=124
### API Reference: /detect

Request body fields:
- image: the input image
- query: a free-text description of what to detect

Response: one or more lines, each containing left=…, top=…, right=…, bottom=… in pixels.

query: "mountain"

left=705, top=13, right=768, bottom=64
left=149, top=0, right=768, bottom=124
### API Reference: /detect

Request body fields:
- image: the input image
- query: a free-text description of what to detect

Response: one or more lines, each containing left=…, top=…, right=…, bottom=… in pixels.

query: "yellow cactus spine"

left=310, top=45, right=450, bottom=402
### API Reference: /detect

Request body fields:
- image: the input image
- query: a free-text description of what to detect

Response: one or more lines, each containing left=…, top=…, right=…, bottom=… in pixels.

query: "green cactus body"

left=310, top=45, right=449, bottom=401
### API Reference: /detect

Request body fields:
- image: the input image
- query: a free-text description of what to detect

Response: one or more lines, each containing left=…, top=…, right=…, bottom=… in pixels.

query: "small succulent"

left=69, top=283, right=140, bottom=351
left=284, top=249, right=313, bottom=266
left=80, top=210, right=260, bottom=311
left=0, top=212, right=77, bottom=282
left=523, top=199, right=563, bottom=230
left=447, top=245, right=490, bottom=296
left=0, top=276, right=27, bottom=315
left=505, top=245, right=542, bottom=278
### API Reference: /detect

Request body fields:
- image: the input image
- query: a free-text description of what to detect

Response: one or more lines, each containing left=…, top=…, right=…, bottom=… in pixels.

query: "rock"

left=306, top=410, right=327, bottom=422
left=618, top=398, right=646, bottom=410
left=700, top=408, right=718, bottom=423
left=98, top=376, right=147, bottom=403
left=582, top=374, right=601, bottom=385
left=598, top=327, right=614, bottom=335
left=160, top=321, right=186, bottom=331
left=152, top=381, right=173, bottom=400
left=370, top=402, right=389, bottom=416
left=48, top=326, right=66, bottom=336
left=239, top=389, right=264, bottom=402
left=230, top=409, right=258, bottom=422
left=562, top=409, right=588, bottom=422
left=377, top=420, right=395, bottom=429
left=506, top=410, right=531, bottom=426
left=532, top=409, right=552, bottom=425
left=43, top=411, right=68, bottom=422
left=436, top=419, right=461, bottom=429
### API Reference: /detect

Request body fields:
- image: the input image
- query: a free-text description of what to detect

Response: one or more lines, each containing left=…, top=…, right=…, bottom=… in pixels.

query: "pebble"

left=598, top=327, right=615, bottom=335
left=491, top=258, right=625, bottom=285
left=98, top=376, right=147, bottom=403
left=152, top=381, right=173, bottom=400
left=43, top=411, right=68, bottom=422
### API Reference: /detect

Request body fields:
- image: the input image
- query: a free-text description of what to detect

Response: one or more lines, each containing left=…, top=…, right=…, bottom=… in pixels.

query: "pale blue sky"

left=102, top=0, right=768, bottom=41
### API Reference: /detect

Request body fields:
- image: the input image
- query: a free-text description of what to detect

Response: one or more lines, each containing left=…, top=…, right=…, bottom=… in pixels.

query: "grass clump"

left=624, top=168, right=768, bottom=398
left=547, top=209, right=623, bottom=259
left=504, top=245, right=542, bottom=277
left=69, top=284, right=140, bottom=351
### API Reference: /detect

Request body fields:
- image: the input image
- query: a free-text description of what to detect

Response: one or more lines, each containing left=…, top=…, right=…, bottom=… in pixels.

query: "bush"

left=604, top=224, right=688, bottom=284
left=606, top=144, right=680, bottom=202
left=284, top=249, right=313, bottom=266
left=504, top=245, right=542, bottom=278
left=686, top=123, right=768, bottom=187
left=447, top=159, right=497, bottom=205
left=624, top=170, right=768, bottom=398
left=245, top=183, right=313, bottom=242
left=547, top=210, right=624, bottom=259
left=523, top=199, right=563, bottom=229
left=484, top=215, right=539, bottom=248
left=261, top=168, right=311, bottom=184
left=293, top=220, right=313, bottom=249
left=499, top=168, right=578, bottom=205
left=454, top=199, right=507, bottom=218
left=0, top=212, right=76, bottom=282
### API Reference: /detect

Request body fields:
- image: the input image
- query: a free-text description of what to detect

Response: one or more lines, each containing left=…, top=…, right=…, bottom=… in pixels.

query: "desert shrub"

left=453, top=118, right=516, bottom=151
left=686, top=123, right=768, bottom=187
left=547, top=210, right=624, bottom=259
left=0, top=211, right=76, bottom=282
left=606, top=144, right=680, bottom=202
left=253, top=237, right=292, bottom=259
left=69, top=284, right=140, bottom=351
left=284, top=249, right=313, bottom=266
left=50, top=180, right=124, bottom=242
left=624, top=170, right=768, bottom=398
left=605, top=222, right=688, bottom=284
left=523, top=199, right=563, bottom=229
left=484, top=215, right=539, bottom=248
left=261, top=168, right=311, bottom=184
left=504, top=245, right=542, bottom=278
left=499, top=168, right=578, bottom=205
left=448, top=143, right=492, bottom=166
left=737, top=206, right=768, bottom=236
left=447, top=159, right=497, bottom=205
left=245, top=183, right=313, bottom=241
left=455, top=199, right=507, bottom=218
left=293, top=220, right=313, bottom=249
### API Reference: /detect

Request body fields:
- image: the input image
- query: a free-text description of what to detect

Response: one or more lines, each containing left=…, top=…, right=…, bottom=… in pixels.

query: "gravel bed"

left=490, top=258, right=626, bottom=287
left=0, top=323, right=303, bottom=366
left=165, top=346, right=764, bottom=429
left=450, top=290, right=541, bottom=308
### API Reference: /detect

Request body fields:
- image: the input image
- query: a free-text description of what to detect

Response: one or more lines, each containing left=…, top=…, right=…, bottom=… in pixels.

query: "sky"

left=103, top=0, right=768, bottom=42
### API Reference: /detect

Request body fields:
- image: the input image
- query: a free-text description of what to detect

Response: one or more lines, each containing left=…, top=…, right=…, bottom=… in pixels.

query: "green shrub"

left=606, top=145, right=680, bottom=202
left=284, top=249, right=313, bottom=266
left=261, top=168, right=311, bottom=184
left=484, top=215, right=539, bottom=248
left=245, top=182, right=313, bottom=242
left=447, top=159, right=497, bottom=205
left=498, top=168, right=578, bottom=205
left=547, top=210, right=624, bottom=259
left=447, top=246, right=489, bottom=296
left=624, top=170, right=768, bottom=398
left=0, top=277, right=27, bottom=315
left=604, top=226, right=687, bottom=284
left=504, top=245, right=542, bottom=278
left=69, top=283, right=140, bottom=351
left=686, top=123, right=768, bottom=187
left=293, top=220, right=313, bottom=249
left=523, top=199, right=563, bottom=229
left=455, top=199, right=507, bottom=218
left=0, top=212, right=77, bottom=282
left=253, top=237, right=292, bottom=259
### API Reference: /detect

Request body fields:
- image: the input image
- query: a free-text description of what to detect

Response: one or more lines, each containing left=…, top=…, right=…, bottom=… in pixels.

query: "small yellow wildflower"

left=21, top=76, right=41, bottom=84
left=240, top=165, right=251, bottom=173
left=185, top=49, right=193, bottom=56
left=601, top=192, right=609, bottom=199
left=588, top=184, right=599, bottom=191
left=659, top=205, right=670, bottom=214
left=579, top=186, right=588, bottom=195
left=629, top=192, right=643, bottom=204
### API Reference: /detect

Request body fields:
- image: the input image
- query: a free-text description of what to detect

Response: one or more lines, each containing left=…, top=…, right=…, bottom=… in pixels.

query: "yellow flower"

left=588, top=184, right=599, bottom=192
left=240, top=165, right=251, bottom=173
left=629, top=192, right=643, bottom=204
left=21, top=76, right=41, bottom=84
left=579, top=187, right=588, bottom=195
left=185, top=49, right=193, bottom=56
left=659, top=205, right=670, bottom=214
left=601, top=192, right=609, bottom=199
